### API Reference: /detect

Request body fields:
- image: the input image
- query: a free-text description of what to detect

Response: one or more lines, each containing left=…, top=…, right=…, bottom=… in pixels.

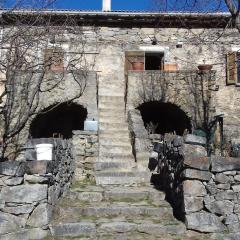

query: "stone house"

left=0, top=3, right=239, bottom=166
left=2, top=2, right=240, bottom=238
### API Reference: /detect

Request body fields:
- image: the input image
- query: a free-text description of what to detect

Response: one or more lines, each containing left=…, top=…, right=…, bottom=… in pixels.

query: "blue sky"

left=54, top=0, right=152, bottom=11
left=4, top=0, right=228, bottom=12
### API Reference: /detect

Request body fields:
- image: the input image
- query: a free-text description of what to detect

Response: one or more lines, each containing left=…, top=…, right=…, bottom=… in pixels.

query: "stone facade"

left=2, top=14, right=240, bottom=150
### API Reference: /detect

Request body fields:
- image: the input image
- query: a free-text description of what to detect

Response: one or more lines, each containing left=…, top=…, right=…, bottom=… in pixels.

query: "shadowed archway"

left=30, top=102, right=87, bottom=139
left=137, top=101, right=191, bottom=136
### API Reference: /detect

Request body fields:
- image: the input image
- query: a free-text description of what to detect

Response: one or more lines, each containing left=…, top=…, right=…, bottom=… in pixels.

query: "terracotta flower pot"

left=197, top=64, right=213, bottom=71
left=164, top=63, right=178, bottom=71
left=132, top=61, right=144, bottom=71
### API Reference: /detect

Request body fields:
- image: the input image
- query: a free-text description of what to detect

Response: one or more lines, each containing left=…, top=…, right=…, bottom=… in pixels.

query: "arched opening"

left=137, top=101, right=191, bottom=136
left=30, top=102, right=87, bottom=139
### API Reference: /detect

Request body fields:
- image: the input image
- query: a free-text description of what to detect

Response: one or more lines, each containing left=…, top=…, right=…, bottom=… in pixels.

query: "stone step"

left=99, top=89, right=125, bottom=96
left=95, top=161, right=137, bottom=171
left=99, top=139, right=131, bottom=146
left=95, top=171, right=151, bottom=185
left=57, top=204, right=174, bottom=220
left=67, top=184, right=166, bottom=203
left=99, top=111, right=126, bottom=119
left=99, top=145, right=132, bottom=154
left=99, top=114, right=126, bottom=122
left=50, top=220, right=186, bottom=238
left=99, top=130, right=130, bottom=138
left=104, top=186, right=165, bottom=203
left=99, top=107, right=126, bottom=116
left=99, top=151, right=133, bottom=158
left=99, top=122, right=129, bottom=131
left=98, top=156, right=135, bottom=162
left=99, top=95, right=125, bottom=103
left=98, top=101, right=125, bottom=109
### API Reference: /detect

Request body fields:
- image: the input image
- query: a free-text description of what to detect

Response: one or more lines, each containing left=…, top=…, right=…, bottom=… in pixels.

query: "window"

left=226, top=52, right=240, bottom=85
left=145, top=52, right=164, bottom=70
left=44, top=48, right=64, bottom=72
left=125, top=49, right=177, bottom=72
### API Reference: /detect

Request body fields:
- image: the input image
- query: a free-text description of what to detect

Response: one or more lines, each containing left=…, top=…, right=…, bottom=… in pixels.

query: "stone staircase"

left=95, top=85, right=151, bottom=185
left=49, top=182, right=192, bottom=239
left=48, top=77, right=211, bottom=239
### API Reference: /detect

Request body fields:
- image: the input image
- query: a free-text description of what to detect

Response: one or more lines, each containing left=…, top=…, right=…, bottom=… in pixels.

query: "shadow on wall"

left=30, top=102, right=87, bottom=139
left=137, top=101, right=192, bottom=136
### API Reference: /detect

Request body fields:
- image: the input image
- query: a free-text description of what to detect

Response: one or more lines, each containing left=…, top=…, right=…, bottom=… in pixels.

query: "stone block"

left=206, top=183, right=219, bottom=195
left=185, top=212, right=226, bottom=233
left=24, top=174, right=51, bottom=184
left=2, top=203, right=35, bottom=215
left=215, top=173, right=233, bottom=184
left=50, top=222, right=96, bottom=237
left=224, top=214, right=239, bottom=225
left=184, top=156, right=210, bottom=171
left=227, top=222, right=240, bottom=233
left=27, top=203, right=53, bottom=227
left=182, top=169, right=212, bottom=181
left=217, top=184, right=230, bottom=190
left=204, top=195, right=215, bottom=205
left=232, top=185, right=240, bottom=192
left=211, top=156, right=240, bottom=172
left=0, top=211, right=25, bottom=235
left=234, top=175, right=240, bottom=182
left=26, top=161, right=53, bottom=174
left=224, top=171, right=237, bottom=176
left=205, top=200, right=234, bottom=215
left=184, top=134, right=207, bottom=146
left=183, top=180, right=207, bottom=197
left=183, top=144, right=207, bottom=157
left=99, top=222, right=137, bottom=233
left=0, top=228, right=49, bottom=240
left=3, top=177, right=23, bottom=186
left=0, top=184, right=48, bottom=203
left=77, top=192, right=103, bottom=202
left=215, top=190, right=237, bottom=201
left=183, top=196, right=203, bottom=213
left=0, top=161, right=26, bottom=177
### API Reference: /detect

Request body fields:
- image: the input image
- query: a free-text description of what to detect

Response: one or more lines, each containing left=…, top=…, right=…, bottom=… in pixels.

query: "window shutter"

left=44, top=48, right=64, bottom=71
left=226, top=52, right=237, bottom=85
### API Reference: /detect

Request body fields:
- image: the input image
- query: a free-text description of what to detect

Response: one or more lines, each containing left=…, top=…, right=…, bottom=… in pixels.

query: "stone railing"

left=0, top=138, right=74, bottom=239
left=153, top=134, right=240, bottom=234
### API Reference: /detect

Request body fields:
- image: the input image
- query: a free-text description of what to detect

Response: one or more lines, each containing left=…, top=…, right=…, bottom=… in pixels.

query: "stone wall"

left=127, top=70, right=216, bottom=131
left=154, top=134, right=240, bottom=234
left=72, top=130, right=98, bottom=182
left=0, top=138, right=74, bottom=239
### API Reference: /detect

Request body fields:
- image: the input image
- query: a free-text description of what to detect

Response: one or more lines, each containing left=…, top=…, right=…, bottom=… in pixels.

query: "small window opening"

left=145, top=52, right=164, bottom=70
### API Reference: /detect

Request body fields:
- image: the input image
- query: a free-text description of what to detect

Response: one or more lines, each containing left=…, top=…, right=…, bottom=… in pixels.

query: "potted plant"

left=197, top=60, right=213, bottom=71
left=131, top=56, right=144, bottom=71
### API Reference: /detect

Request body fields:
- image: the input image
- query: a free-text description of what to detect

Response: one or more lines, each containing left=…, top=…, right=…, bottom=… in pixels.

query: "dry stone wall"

left=0, top=138, right=74, bottom=239
left=154, top=134, right=240, bottom=234
left=72, top=130, right=98, bottom=182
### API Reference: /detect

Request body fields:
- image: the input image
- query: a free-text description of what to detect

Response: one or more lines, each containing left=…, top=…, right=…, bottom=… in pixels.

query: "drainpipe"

left=102, top=0, right=111, bottom=11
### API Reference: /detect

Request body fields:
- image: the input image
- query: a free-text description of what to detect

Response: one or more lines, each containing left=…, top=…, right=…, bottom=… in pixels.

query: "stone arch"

left=30, top=102, right=87, bottom=139
left=137, top=101, right=192, bottom=136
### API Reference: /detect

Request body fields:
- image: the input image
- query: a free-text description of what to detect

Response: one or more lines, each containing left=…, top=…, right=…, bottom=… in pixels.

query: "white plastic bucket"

left=35, top=144, right=53, bottom=161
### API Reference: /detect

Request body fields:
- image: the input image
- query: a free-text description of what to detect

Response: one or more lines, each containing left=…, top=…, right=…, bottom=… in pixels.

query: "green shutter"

left=226, top=52, right=237, bottom=85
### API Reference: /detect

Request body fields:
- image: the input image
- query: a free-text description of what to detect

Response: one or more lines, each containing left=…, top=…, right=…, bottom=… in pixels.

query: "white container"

left=84, top=120, right=98, bottom=131
left=35, top=144, right=53, bottom=161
